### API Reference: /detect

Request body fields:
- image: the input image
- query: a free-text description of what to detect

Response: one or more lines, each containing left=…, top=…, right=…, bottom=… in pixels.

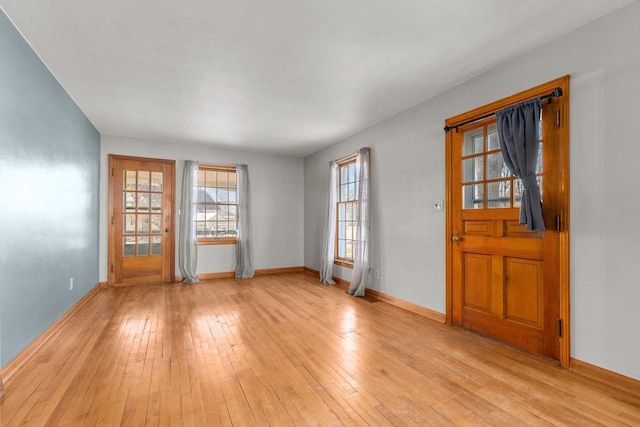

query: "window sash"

left=196, top=165, right=238, bottom=245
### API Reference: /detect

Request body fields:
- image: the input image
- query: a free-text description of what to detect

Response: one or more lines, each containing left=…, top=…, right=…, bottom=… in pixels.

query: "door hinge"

left=557, top=319, right=563, bottom=338
left=555, top=109, right=561, bottom=128
left=110, top=265, right=114, bottom=273
left=111, top=168, right=115, bottom=176
left=111, top=216, right=115, bottom=225
left=555, top=214, right=561, bottom=232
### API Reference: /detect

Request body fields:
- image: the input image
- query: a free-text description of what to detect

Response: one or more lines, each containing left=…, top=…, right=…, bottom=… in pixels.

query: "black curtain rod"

left=443, top=87, right=563, bottom=133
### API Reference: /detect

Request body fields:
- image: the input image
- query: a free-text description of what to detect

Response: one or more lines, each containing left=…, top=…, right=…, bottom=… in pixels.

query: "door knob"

left=165, top=229, right=170, bottom=232
left=452, top=231, right=461, bottom=242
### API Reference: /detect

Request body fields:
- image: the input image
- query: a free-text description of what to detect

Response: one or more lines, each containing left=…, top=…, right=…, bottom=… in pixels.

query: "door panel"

left=449, top=93, right=564, bottom=361
left=109, top=156, right=175, bottom=285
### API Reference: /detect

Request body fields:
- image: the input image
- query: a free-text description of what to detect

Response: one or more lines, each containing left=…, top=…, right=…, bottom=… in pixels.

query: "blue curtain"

left=496, top=99, right=545, bottom=231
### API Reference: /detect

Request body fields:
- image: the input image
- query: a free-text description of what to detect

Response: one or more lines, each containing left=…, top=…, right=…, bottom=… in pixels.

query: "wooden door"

left=447, top=78, right=569, bottom=362
left=109, top=155, right=175, bottom=285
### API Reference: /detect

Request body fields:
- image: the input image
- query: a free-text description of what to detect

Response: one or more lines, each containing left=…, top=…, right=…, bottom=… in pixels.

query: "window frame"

left=196, top=164, right=238, bottom=246
left=334, top=154, right=358, bottom=268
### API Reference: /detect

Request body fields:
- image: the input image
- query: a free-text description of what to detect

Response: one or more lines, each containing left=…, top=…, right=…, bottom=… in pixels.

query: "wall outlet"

left=433, top=200, right=444, bottom=212
left=69, top=277, right=74, bottom=291
left=374, top=269, right=380, bottom=279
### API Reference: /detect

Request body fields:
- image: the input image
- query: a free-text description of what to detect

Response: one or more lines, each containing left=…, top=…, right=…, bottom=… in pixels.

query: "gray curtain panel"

left=348, top=147, right=371, bottom=297
left=178, top=160, right=200, bottom=284
left=235, top=164, right=255, bottom=278
left=496, top=99, right=545, bottom=231
left=319, top=161, right=338, bottom=285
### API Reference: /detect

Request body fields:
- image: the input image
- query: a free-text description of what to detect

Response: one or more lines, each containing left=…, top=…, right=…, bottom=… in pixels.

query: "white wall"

left=100, top=135, right=304, bottom=281
left=304, top=1, right=640, bottom=380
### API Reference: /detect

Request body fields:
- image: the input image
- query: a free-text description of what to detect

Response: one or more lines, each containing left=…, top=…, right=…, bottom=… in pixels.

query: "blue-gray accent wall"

left=0, top=10, right=100, bottom=367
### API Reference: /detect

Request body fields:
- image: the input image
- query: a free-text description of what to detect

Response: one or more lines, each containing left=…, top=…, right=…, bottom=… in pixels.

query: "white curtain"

left=348, top=147, right=371, bottom=296
left=178, top=160, right=199, bottom=284
left=235, top=164, right=255, bottom=278
left=319, top=161, right=338, bottom=284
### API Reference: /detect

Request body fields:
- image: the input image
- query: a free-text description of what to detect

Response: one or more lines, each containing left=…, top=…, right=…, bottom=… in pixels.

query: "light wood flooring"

left=1, top=272, right=639, bottom=426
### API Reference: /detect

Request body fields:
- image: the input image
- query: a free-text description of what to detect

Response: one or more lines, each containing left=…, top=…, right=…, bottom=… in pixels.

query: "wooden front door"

left=446, top=78, right=569, bottom=363
left=109, top=155, right=175, bottom=285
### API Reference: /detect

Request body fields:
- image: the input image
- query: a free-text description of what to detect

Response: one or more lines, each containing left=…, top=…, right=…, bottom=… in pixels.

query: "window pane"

left=137, top=215, right=150, bottom=234
left=464, top=131, right=483, bottom=155
left=124, top=170, right=136, bottom=190
left=229, top=172, right=237, bottom=187
left=137, top=171, right=150, bottom=191
left=462, top=156, right=483, bottom=183
left=487, top=125, right=499, bottom=150
left=229, top=190, right=237, bottom=203
left=340, top=184, right=348, bottom=202
left=151, top=193, right=162, bottom=211
left=345, top=240, right=353, bottom=259
left=205, top=221, right=216, bottom=237
left=217, top=188, right=229, bottom=203
left=219, top=205, right=229, bottom=219
left=124, top=214, right=135, bottom=234
left=198, top=170, right=206, bottom=186
left=338, top=203, right=345, bottom=220
left=151, top=215, right=162, bottom=234
left=151, top=172, right=163, bottom=192
left=463, top=184, right=484, bottom=209
left=487, top=181, right=511, bottom=208
left=486, top=152, right=509, bottom=180
left=124, top=192, right=136, bottom=212
left=137, top=236, right=149, bottom=256
left=228, top=221, right=237, bottom=234
left=346, top=203, right=353, bottom=220
left=348, top=164, right=355, bottom=183
left=514, top=179, right=524, bottom=207
left=137, top=193, right=149, bottom=211
left=338, top=240, right=346, bottom=258
left=151, top=236, right=162, bottom=255
left=196, top=221, right=206, bottom=238
left=348, top=183, right=356, bottom=201
left=205, top=187, right=216, bottom=203
left=228, top=205, right=237, bottom=221
left=338, top=221, right=345, bottom=239
left=536, top=143, right=543, bottom=173
left=123, top=236, right=135, bottom=257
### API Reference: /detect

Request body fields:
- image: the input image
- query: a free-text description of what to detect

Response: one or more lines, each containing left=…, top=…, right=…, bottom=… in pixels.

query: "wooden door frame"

left=108, top=154, right=176, bottom=286
left=444, top=76, right=571, bottom=368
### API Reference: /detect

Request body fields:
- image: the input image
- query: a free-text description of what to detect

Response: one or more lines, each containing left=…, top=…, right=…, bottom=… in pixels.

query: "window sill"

left=198, top=238, right=237, bottom=246
left=334, top=259, right=354, bottom=269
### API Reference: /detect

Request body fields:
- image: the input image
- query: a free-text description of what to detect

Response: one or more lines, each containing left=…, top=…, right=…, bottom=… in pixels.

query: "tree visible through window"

left=196, top=165, right=238, bottom=244
left=336, top=156, right=358, bottom=264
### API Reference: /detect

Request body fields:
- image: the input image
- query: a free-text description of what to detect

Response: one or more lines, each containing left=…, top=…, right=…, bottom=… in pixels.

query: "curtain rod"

left=443, top=87, right=563, bottom=133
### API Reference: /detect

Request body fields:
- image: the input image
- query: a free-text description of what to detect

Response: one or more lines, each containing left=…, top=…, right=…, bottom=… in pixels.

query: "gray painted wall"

left=100, top=135, right=304, bottom=281
left=304, top=1, right=640, bottom=380
left=0, top=11, right=100, bottom=367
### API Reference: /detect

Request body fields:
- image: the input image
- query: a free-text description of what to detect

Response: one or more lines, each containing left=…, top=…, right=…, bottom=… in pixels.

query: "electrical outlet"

left=70, top=277, right=74, bottom=291
left=433, top=200, right=444, bottom=212
left=374, top=269, right=380, bottom=279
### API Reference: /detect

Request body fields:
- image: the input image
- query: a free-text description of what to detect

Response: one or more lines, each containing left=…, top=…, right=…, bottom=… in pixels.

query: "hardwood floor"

left=1, top=273, right=639, bottom=426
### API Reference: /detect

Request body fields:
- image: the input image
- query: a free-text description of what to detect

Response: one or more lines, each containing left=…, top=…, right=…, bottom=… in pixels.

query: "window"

left=461, top=122, right=542, bottom=210
left=336, top=156, right=358, bottom=265
left=196, top=165, right=238, bottom=245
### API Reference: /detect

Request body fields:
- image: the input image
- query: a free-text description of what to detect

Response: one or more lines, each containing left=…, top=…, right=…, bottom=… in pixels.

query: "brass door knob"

left=452, top=231, right=462, bottom=242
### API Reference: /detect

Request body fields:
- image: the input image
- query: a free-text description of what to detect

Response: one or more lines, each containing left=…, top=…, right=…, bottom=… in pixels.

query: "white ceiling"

left=1, top=1, right=634, bottom=157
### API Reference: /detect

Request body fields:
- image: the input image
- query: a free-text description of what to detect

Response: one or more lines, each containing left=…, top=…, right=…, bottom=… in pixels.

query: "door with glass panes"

left=448, top=88, right=566, bottom=361
left=109, top=155, right=174, bottom=285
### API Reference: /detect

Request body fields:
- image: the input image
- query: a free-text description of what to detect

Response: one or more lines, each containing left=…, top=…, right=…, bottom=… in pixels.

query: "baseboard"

left=302, top=267, right=445, bottom=323
left=365, top=288, right=446, bottom=323
left=570, top=358, right=640, bottom=398
left=254, top=266, right=304, bottom=275
left=98, top=281, right=109, bottom=288
left=1, top=283, right=103, bottom=384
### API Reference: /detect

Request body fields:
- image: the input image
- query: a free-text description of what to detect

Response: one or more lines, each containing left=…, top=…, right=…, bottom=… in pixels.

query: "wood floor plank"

left=2, top=272, right=640, bottom=426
